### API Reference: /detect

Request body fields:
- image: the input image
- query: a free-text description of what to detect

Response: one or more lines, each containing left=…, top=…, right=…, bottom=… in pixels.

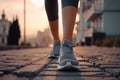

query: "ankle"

left=62, top=39, right=72, bottom=45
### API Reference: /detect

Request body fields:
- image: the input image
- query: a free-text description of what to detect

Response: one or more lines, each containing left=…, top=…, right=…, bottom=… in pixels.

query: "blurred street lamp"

left=24, top=0, right=26, bottom=45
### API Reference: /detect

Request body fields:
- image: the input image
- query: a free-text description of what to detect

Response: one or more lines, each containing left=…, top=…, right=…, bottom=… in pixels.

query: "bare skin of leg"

left=62, top=6, right=77, bottom=42
left=49, top=20, right=60, bottom=41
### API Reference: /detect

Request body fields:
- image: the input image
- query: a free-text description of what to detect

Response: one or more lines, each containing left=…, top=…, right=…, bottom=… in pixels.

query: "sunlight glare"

left=31, top=0, right=44, bottom=8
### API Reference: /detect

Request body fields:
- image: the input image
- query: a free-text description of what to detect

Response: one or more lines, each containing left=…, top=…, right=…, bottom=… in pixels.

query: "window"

left=2, top=25, right=6, bottom=33
left=1, top=37, right=5, bottom=43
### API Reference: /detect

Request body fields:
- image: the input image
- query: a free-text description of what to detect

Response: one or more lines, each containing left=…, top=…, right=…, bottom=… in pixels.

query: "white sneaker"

left=48, top=40, right=60, bottom=58
left=57, top=40, right=79, bottom=71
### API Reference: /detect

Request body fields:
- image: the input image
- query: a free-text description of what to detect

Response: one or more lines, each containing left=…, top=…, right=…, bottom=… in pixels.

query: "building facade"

left=0, top=10, right=10, bottom=46
left=76, top=0, right=93, bottom=45
left=76, top=0, right=120, bottom=45
left=83, top=0, right=120, bottom=36
left=76, top=0, right=86, bottom=44
left=37, top=28, right=52, bottom=47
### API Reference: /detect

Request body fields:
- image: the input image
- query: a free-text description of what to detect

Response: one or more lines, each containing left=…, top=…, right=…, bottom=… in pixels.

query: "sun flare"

left=31, top=0, right=44, bottom=8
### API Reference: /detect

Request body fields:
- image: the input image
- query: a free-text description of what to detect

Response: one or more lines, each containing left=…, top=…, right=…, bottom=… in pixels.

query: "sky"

left=0, top=0, right=79, bottom=42
left=0, top=0, right=63, bottom=41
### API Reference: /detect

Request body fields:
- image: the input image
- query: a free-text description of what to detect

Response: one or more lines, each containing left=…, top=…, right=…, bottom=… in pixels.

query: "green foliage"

left=95, top=37, right=120, bottom=47
left=113, top=38, right=120, bottom=47
left=95, top=39, right=102, bottom=46
left=102, top=38, right=113, bottom=47
left=7, top=18, right=21, bottom=45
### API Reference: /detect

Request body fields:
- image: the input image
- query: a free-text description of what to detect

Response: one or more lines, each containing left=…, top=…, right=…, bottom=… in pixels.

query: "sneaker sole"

left=57, top=62, right=79, bottom=71
left=48, top=55, right=58, bottom=59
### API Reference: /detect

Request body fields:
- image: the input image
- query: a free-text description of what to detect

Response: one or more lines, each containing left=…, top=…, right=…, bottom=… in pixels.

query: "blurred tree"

left=7, top=17, right=21, bottom=45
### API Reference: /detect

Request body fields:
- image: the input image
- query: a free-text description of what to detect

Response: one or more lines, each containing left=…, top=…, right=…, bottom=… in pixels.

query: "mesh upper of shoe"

left=49, top=40, right=60, bottom=56
left=59, top=40, right=78, bottom=66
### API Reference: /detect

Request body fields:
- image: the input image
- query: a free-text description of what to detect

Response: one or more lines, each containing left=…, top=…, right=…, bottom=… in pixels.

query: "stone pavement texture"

left=0, top=47, right=120, bottom=80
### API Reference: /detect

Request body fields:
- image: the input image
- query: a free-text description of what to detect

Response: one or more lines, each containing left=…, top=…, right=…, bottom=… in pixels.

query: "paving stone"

left=76, top=57, right=85, bottom=61
left=79, top=62, right=93, bottom=66
left=2, top=61, right=30, bottom=66
left=1, top=47, right=120, bottom=80
left=39, top=71, right=111, bottom=77
left=105, top=59, right=120, bottom=63
left=105, top=68, right=120, bottom=78
left=0, top=58, right=6, bottom=62
left=105, top=68, right=120, bottom=73
left=44, top=68, right=57, bottom=71
left=0, top=66, right=16, bottom=72
left=2, top=60, right=29, bottom=63
left=80, top=68, right=101, bottom=72
left=81, top=72, right=111, bottom=77
left=39, top=71, right=81, bottom=76
left=34, top=76, right=81, bottom=80
left=105, top=68, right=120, bottom=76
left=0, top=62, right=27, bottom=66
left=0, top=74, right=29, bottom=80
left=48, top=63, right=57, bottom=67
left=80, top=65, right=100, bottom=70
left=34, top=76, right=55, bottom=80
left=5, top=57, right=30, bottom=61
left=33, top=59, right=48, bottom=65
left=14, top=65, right=43, bottom=73
left=0, top=74, right=18, bottom=80
left=100, top=65, right=120, bottom=69
left=34, top=76, right=118, bottom=80
left=81, top=77, right=118, bottom=80
left=29, top=57, right=41, bottom=61
left=95, top=61, right=120, bottom=66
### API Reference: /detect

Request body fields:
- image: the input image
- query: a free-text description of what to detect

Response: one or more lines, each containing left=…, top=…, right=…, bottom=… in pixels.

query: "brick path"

left=0, top=47, right=120, bottom=80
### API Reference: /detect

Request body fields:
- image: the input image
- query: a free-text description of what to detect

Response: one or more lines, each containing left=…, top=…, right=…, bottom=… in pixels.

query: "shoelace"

left=62, top=43, right=73, bottom=52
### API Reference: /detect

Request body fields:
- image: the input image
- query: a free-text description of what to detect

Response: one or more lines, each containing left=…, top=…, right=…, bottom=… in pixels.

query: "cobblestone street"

left=0, top=47, right=120, bottom=80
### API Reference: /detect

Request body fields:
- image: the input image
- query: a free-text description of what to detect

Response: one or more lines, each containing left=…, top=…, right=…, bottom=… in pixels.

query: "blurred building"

left=37, top=28, right=52, bottom=47
left=76, top=0, right=120, bottom=45
left=0, top=10, right=10, bottom=46
left=76, top=0, right=87, bottom=45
